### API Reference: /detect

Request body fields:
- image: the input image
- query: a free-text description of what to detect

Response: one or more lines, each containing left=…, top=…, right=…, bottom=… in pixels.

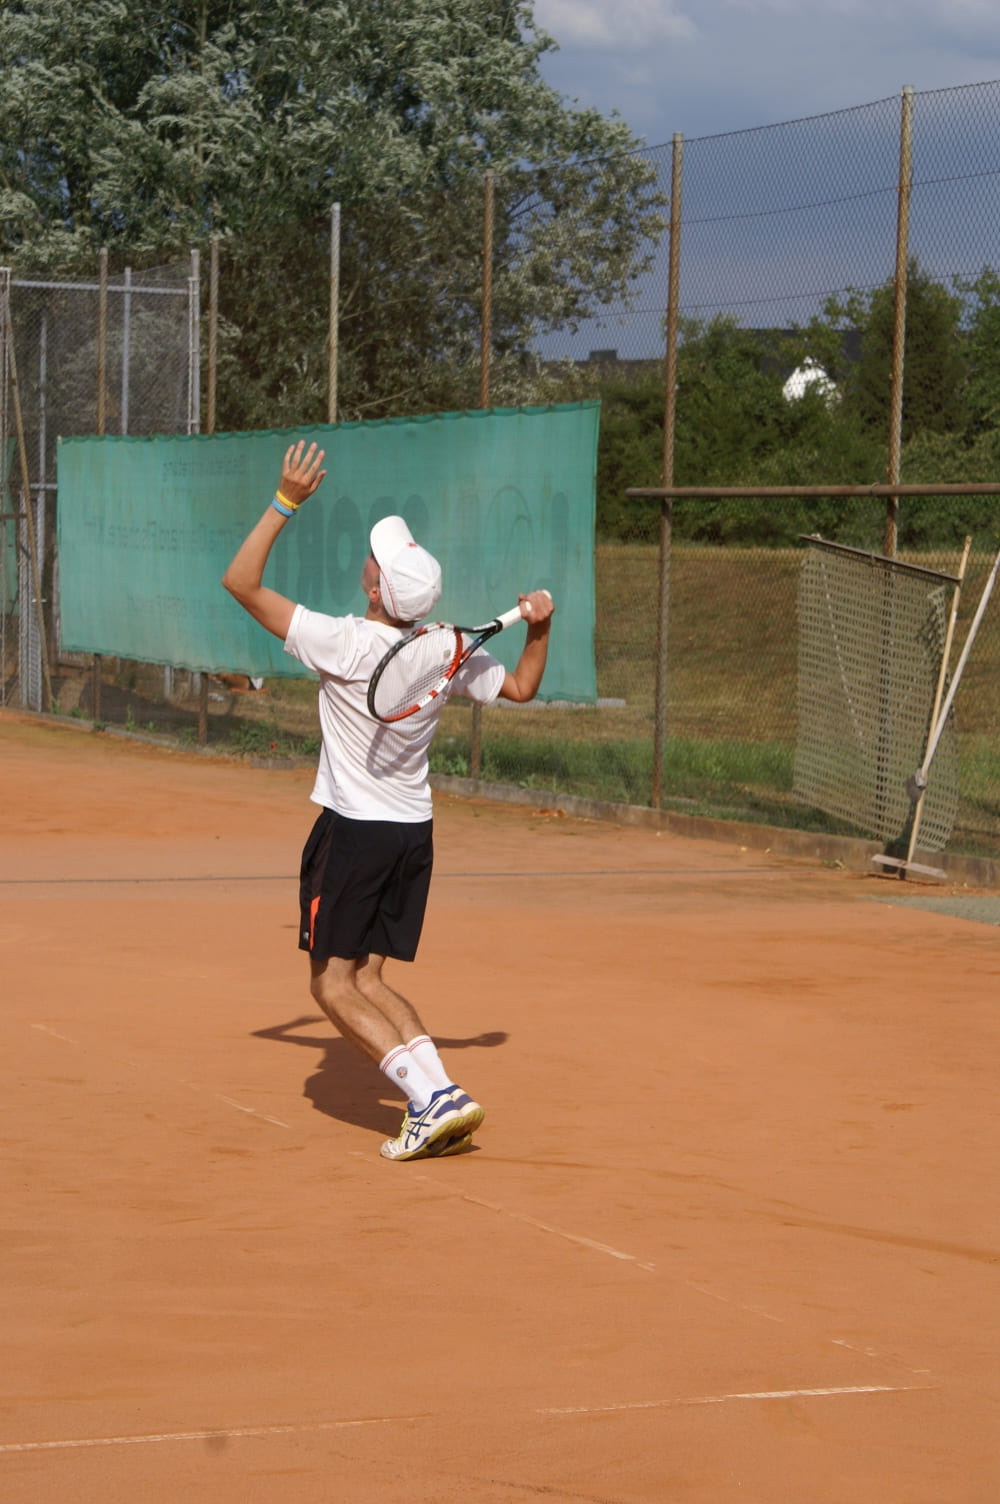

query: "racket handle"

left=498, top=605, right=527, bottom=629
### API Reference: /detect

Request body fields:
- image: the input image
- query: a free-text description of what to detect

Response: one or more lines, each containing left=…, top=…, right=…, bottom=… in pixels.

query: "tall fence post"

left=329, top=203, right=340, bottom=424
left=207, top=236, right=219, bottom=436
left=0, top=267, right=7, bottom=705
left=93, top=248, right=108, bottom=717
left=2, top=284, right=53, bottom=711
left=478, top=169, right=494, bottom=411
left=652, top=133, right=683, bottom=810
left=875, top=86, right=913, bottom=838
left=121, top=265, right=132, bottom=436
left=885, top=84, right=913, bottom=559
left=97, top=248, right=108, bottom=438
left=187, top=248, right=200, bottom=436
left=470, top=167, right=495, bottom=780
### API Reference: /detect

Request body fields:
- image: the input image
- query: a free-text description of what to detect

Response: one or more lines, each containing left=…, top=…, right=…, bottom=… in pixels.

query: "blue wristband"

left=272, top=493, right=295, bottom=518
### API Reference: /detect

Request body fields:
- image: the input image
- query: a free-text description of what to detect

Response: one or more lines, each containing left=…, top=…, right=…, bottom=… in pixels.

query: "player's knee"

left=309, top=968, right=349, bottom=1017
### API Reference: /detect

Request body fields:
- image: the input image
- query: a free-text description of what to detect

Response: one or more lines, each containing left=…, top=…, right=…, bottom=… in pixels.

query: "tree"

left=955, top=266, right=1000, bottom=438
left=0, top=0, right=664, bottom=424
left=821, top=260, right=967, bottom=441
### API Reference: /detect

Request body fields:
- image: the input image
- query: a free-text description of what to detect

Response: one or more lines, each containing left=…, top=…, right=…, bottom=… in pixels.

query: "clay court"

left=1, top=711, right=998, bottom=1503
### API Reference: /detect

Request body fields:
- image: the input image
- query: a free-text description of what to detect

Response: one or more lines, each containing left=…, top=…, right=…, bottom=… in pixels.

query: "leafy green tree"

left=591, top=316, right=893, bottom=545
left=0, top=0, right=664, bottom=424
left=955, top=266, right=1000, bottom=438
left=822, top=260, right=967, bottom=441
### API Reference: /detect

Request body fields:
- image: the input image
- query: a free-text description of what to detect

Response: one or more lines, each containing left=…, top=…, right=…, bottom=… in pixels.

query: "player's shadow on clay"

left=251, top=1016, right=507, bottom=1135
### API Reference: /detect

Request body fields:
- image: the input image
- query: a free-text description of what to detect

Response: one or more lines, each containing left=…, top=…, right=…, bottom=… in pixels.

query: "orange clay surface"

left=1, top=709, right=998, bottom=1504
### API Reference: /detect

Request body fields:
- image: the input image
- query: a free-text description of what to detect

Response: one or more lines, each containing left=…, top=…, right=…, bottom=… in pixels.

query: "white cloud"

left=534, top=0, right=697, bottom=51
left=537, top=0, right=1000, bottom=145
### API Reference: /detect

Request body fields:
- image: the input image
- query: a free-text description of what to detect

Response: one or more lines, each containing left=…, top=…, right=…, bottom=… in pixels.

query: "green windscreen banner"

left=57, top=404, right=599, bottom=700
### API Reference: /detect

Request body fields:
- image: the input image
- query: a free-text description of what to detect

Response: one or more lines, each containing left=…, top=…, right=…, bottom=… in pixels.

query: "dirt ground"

left=1, top=711, right=998, bottom=1504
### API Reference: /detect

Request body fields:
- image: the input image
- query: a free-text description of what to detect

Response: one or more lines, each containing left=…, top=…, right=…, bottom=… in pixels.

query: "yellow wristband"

left=275, top=489, right=300, bottom=511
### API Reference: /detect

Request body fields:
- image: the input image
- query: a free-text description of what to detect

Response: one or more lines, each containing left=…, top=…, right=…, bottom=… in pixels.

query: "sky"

left=527, top=0, right=1000, bottom=360
left=532, top=0, right=1000, bottom=145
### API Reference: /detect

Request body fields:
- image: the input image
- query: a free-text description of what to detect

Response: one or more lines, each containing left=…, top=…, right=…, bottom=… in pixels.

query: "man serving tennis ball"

left=223, top=439, right=554, bottom=1160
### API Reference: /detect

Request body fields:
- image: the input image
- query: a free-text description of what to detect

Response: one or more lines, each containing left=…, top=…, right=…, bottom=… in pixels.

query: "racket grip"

left=499, top=605, right=527, bottom=629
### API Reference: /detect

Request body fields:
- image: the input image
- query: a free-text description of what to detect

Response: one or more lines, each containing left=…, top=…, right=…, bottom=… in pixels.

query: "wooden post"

left=470, top=168, right=495, bottom=780
left=93, top=248, right=108, bottom=718
left=207, top=235, right=219, bottom=436
left=2, top=286, right=53, bottom=711
left=652, top=133, right=683, bottom=809
left=885, top=85, right=913, bottom=559
left=328, top=203, right=340, bottom=424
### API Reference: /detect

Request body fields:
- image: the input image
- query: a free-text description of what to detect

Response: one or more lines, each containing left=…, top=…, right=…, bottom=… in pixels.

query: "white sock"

left=406, top=1035, right=455, bottom=1092
left=379, top=1044, right=438, bottom=1112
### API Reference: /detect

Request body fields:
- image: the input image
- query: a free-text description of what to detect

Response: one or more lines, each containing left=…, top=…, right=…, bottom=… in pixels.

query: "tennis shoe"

left=379, top=1088, right=464, bottom=1162
left=425, top=1130, right=474, bottom=1158
left=447, top=1087, right=485, bottom=1135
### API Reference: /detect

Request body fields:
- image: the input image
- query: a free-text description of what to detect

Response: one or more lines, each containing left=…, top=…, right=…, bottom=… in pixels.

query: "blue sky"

left=533, top=0, right=1000, bottom=144
left=527, top=2, right=1000, bottom=360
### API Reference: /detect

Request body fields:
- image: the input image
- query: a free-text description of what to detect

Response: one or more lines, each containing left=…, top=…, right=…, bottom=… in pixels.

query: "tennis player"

left=223, top=439, right=554, bottom=1160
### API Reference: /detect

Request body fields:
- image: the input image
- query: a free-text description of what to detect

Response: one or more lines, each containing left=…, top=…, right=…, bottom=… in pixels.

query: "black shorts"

left=298, top=808, right=434, bottom=963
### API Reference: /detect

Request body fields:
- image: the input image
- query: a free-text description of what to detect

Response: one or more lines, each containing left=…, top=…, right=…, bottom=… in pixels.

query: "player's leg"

left=356, top=954, right=485, bottom=1139
left=299, top=812, right=469, bottom=1158
left=354, top=952, right=427, bottom=1039
left=309, top=954, right=405, bottom=1063
left=309, top=954, right=462, bottom=1159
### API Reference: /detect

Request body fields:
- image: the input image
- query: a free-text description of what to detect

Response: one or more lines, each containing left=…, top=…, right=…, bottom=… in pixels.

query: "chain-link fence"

left=6, top=80, right=1000, bottom=860
left=1, top=258, right=197, bottom=710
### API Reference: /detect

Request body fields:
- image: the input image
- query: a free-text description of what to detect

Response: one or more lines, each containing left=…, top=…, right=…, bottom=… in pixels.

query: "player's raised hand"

left=519, top=588, right=554, bottom=625
left=277, top=440, right=327, bottom=512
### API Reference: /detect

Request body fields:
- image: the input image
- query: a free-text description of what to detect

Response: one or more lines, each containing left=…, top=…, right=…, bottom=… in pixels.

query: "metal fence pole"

left=329, top=203, right=340, bottom=424
left=93, top=249, right=108, bottom=716
left=875, top=86, right=914, bottom=839
left=0, top=267, right=8, bottom=705
left=652, top=133, right=683, bottom=810
left=885, top=84, right=913, bottom=559
left=478, top=169, right=494, bottom=411
left=470, top=167, right=495, bottom=780
left=97, top=249, right=108, bottom=438
left=207, top=236, right=219, bottom=436
left=188, top=248, right=200, bottom=436
left=2, top=285, right=52, bottom=711
left=121, top=266, right=132, bottom=436
left=38, top=307, right=51, bottom=683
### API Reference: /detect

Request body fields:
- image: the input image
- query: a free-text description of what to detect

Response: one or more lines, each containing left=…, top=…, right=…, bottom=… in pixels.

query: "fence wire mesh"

left=1, top=261, right=194, bottom=708
left=6, top=80, right=1000, bottom=859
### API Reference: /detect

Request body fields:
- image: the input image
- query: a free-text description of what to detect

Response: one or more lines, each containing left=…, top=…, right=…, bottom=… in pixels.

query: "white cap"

left=370, top=515, right=442, bottom=623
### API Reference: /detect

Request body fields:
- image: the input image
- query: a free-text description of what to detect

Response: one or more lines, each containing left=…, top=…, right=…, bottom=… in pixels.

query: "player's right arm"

left=222, top=440, right=326, bottom=640
left=499, top=589, right=554, bottom=702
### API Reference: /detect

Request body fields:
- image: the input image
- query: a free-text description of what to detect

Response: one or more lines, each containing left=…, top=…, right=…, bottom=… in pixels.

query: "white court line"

left=213, top=1093, right=289, bottom=1129
left=0, top=1416, right=422, bottom=1455
left=31, top=1023, right=80, bottom=1045
left=455, top=1192, right=656, bottom=1271
left=420, top=1184, right=932, bottom=1380
left=539, top=1384, right=934, bottom=1415
left=29, top=1024, right=289, bottom=1130
left=0, top=1387, right=934, bottom=1455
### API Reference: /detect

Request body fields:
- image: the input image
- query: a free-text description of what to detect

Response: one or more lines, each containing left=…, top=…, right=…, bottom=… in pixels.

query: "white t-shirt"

left=284, top=604, right=506, bottom=822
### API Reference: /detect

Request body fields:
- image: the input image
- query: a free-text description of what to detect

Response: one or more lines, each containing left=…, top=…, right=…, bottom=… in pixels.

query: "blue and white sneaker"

left=425, top=1130, right=474, bottom=1158
left=422, top=1087, right=484, bottom=1159
left=379, top=1089, right=464, bottom=1161
left=447, top=1087, right=485, bottom=1135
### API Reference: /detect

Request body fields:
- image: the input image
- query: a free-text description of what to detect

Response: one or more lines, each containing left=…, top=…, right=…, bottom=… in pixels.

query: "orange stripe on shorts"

left=309, top=895, right=321, bottom=951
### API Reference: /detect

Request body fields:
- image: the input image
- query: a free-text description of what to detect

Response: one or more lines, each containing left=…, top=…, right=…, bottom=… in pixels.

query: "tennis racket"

left=367, top=595, right=548, bottom=723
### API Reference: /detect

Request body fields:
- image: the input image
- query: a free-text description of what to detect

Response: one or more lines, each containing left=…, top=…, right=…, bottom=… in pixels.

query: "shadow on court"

left=251, top=1015, right=508, bottom=1134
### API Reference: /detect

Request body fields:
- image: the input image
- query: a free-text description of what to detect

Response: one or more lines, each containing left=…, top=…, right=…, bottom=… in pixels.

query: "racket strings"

left=371, top=626, right=462, bottom=720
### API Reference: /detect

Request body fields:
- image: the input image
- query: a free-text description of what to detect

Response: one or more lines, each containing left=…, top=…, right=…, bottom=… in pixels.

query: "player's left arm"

left=499, top=589, right=554, bottom=702
left=222, top=440, right=326, bottom=640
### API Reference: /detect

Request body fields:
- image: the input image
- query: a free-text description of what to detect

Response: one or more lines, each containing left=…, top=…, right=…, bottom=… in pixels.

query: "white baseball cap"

left=370, top=515, right=442, bottom=623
